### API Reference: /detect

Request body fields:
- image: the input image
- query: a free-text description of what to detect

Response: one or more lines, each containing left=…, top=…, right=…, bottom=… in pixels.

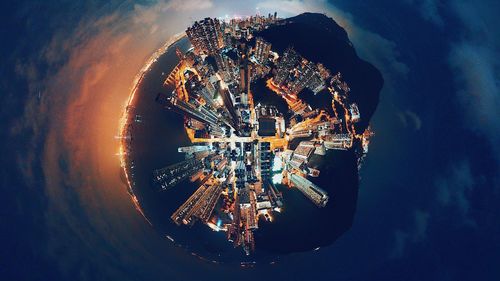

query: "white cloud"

left=398, top=110, right=422, bottom=130
left=407, top=0, right=500, bottom=158
left=449, top=43, right=500, bottom=147
left=166, top=0, right=214, bottom=11
left=404, top=0, right=443, bottom=27
left=447, top=2, right=500, bottom=158
left=390, top=209, right=430, bottom=258
left=435, top=160, right=476, bottom=225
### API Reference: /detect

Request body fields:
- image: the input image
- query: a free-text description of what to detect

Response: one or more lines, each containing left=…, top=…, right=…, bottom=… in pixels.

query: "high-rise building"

left=238, top=44, right=251, bottom=98
left=219, top=88, right=240, bottom=130
left=259, top=142, right=273, bottom=180
left=208, top=124, right=225, bottom=137
left=157, top=93, right=219, bottom=127
left=194, top=61, right=214, bottom=78
left=170, top=177, right=222, bottom=226
left=185, top=118, right=205, bottom=130
left=214, top=51, right=237, bottom=82
left=307, top=72, right=325, bottom=94
left=235, top=160, right=246, bottom=189
left=288, top=141, right=315, bottom=171
left=274, top=47, right=299, bottom=86
left=178, top=145, right=211, bottom=154
left=288, top=61, right=317, bottom=95
left=223, top=30, right=233, bottom=47
left=214, top=52, right=229, bottom=72
left=196, top=79, right=218, bottom=108
left=254, top=37, right=272, bottom=64
left=239, top=64, right=250, bottom=103
left=186, top=17, right=224, bottom=55
left=289, top=173, right=329, bottom=207
left=154, top=158, right=204, bottom=190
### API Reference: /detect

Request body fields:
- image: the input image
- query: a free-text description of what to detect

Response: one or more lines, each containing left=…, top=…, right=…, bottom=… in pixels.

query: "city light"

left=126, top=13, right=373, bottom=256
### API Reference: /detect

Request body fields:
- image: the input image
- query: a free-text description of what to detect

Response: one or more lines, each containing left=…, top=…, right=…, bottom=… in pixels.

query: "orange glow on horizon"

left=118, top=32, right=186, bottom=224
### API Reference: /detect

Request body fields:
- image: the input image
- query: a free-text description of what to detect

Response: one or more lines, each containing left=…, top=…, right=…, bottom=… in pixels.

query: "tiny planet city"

left=3, top=1, right=499, bottom=280
left=120, top=12, right=381, bottom=260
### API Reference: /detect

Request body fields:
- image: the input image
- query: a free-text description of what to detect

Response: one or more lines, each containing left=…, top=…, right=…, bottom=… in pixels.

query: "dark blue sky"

left=1, top=1, right=499, bottom=280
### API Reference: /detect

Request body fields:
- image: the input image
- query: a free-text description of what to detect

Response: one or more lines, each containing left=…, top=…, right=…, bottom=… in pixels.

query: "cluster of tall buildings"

left=254, top=37, right=272, bottom=64
left=151, top=14, right=372, bottom=255
left=153, top=154, right=207, bottom=191
left=273, top=47, right=327, bottom=95
left=186, top=18, right=224, bottom=55
left=223, top=13, right=278, bottom=42
left=171, top=175, right=224, bottom=226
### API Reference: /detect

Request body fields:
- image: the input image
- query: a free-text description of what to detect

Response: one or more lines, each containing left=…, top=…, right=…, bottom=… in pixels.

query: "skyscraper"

left=254, top=37, right=272, bottom=64
left=274, top=47, right=299, bottom=86
left=239, top=60, right=250, bottom=101
left=186, top=17, right=224, bottom=55
left=196, top=79, right=218, bottom=107
left=214, top=51, right=233, bottom=76
left=259, top=142, right=272, bottom=180
left=156, top=93, right=219, bottom=127
left=178, top=145, right=211, bottom=154
left=219, top=88, right=240, bottom=130
left=238, top=43, right=251, bottom=99
left=153, top=158, right=205, bottom=190
left=307, top=71, right=325, bottom=94
left=288, top=61, right=317, bottom=95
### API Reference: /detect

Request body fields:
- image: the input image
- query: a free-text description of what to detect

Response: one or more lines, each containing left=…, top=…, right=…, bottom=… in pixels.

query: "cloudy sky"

left=1, top=0, right=498, bottom=280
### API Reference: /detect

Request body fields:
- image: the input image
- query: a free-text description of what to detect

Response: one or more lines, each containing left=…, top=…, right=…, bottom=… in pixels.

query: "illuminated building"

left=289, top=141, right=315, bottom=171
left=274, top=47, right=299, bottom=86
left=170, top=177, right=223, bottom=225
left=266, top=182, right=283, bottom=207
left=235, top=160, right=246, bottom=189
left=254, top=37, right=272, bottom=64
left=324, top=133, right=352, bottom=150
left=317, top=63, right=332, bottom=80
left=214, top=51, right=231, bottom=73
left=186, top=17, right=224, bottom=55
left=349, top=103, right=361, bottom=122
left=185, top=118, right=205, bottom=130
left=287, top=60, right=325, bottom=95
left=158, top=94, right=220, bottom=127
left=288, top=61, right=317, bottom=95
left=259, top=142, right=272, bottom=180
left=289, top=173, right=329, bottom=207
left=153, top=158, right=205, bottom=190
left=238, top=43, right=251, bottom=102
left=195, top=79, right=218, bottom=106
left=154, top=14, right=369, bottom=255
left=178, top=145, right=211, bottom=154
left=208, top=124, right=225, bottom=137
left=307, top=71, right=325, bottom=94
left=219, top=88, right=239, bottom=131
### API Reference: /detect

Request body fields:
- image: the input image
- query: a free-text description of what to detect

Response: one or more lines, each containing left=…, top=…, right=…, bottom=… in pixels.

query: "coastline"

left=118, top=32, right=187, bottom=226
